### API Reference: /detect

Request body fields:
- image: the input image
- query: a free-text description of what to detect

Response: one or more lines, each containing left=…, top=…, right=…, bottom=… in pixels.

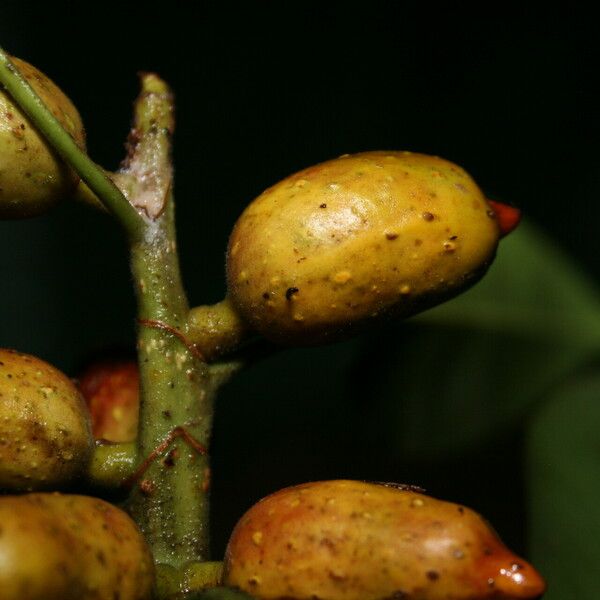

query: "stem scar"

left=139, top=479, right=156, bottom=495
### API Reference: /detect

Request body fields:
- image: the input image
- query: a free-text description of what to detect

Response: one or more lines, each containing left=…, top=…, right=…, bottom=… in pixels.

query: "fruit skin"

left=224, top=480, right=546, bottom=600
left=0, top=56, right=86, bottom=218
left=0, top=493, right=155, bottom=600
left=77, top=358, right=139, bottom=442
left=0, top=348, right=93, bottom=490
left=227, top=151, right=502, bottom=345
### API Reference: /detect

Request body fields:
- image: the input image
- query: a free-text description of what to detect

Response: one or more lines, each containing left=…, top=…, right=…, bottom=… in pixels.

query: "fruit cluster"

left=0, top=54, right=541, bottom=600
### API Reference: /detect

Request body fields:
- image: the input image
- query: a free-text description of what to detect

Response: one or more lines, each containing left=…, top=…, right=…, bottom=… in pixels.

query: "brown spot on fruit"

left=286, top=287, right=299, bottom=301
left=443, top=241, right=457, bottom=253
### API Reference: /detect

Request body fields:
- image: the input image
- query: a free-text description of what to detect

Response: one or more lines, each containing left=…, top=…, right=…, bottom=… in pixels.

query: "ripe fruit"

left=0, top=493, right=154, bottom=600
left=224, top=480, right=545, bottom=600
left=227, top=151, right=504, bottom=345
left=77, top=358, right=139, bottom=442
left=0, top=56, right=85, bottom=218
left=0, top=348, right=93, bottom=490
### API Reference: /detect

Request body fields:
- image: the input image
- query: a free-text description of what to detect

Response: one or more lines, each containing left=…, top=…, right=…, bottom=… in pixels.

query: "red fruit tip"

left=487, top=199, right=521, bottom=237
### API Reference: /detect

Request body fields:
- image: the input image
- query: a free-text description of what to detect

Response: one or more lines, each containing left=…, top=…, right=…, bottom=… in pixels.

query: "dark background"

left=1, top=3, right=597, bottom=557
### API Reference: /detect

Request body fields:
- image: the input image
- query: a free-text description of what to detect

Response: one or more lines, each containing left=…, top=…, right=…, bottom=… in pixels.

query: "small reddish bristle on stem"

left=487, top=199, right=521, bottom=237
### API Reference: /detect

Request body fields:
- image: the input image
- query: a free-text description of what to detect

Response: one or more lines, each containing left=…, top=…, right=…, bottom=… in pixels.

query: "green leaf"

left=527, top=370, right=600, bottom=600
left=358, top=221, right=600, bottom=460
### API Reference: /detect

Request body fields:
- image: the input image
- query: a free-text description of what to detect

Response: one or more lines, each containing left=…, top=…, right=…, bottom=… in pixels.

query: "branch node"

left=123, top=426, right=208, bottom=489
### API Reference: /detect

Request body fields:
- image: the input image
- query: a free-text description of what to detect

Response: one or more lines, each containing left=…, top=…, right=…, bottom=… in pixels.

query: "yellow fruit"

left=0, top=348, right=93, bottom=490
left=0, top=56, right=85, bottom=218
left=224, top=480, right=546, bottom=600
left=0, top=493, right=155, bottom=600
left=227, top=152, right=501, bottom=345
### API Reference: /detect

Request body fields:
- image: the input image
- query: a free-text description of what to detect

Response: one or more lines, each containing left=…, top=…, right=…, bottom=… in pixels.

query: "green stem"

left=128, top=197, right=215, bottom=566
left=0, top=48, right=144, bottom=240
left=119, top=75, right=223, bottom=569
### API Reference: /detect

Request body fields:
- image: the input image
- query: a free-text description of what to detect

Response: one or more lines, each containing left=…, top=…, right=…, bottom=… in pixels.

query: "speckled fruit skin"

left=224, top=480, right=546, bottom=600
left=0, top=348, right=93, bottom=490
left=227, top=151, right=501, bottom=345
left=0, top=493, right=155, bottom=600
left=0, top=56, right=85, bottom=218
